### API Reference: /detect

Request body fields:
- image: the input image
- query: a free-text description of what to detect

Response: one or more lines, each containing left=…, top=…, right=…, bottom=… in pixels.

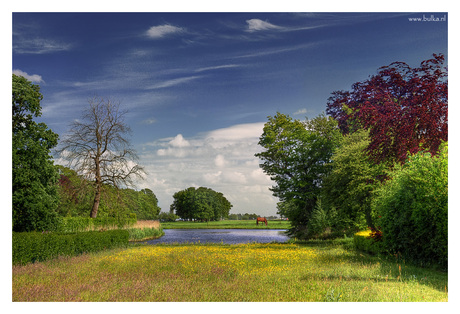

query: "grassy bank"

left=161, top=219, right=290, bottom=229
left=12, top=239, right=447, bottom=302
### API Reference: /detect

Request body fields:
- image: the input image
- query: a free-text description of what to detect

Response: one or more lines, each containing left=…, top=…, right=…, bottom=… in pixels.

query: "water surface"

left=144, top=229, right=289, bottom=245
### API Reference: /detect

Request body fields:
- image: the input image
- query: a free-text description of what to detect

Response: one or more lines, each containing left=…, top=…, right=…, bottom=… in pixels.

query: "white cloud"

left=294, top=108, right=308, bottom=116
left=141, top=118, right=157, bottom=125
left=195, top=64, right=241, bottom=72
left=140, top=122, right=278, bottom=215
left=214, top=154, right=227, bottom=167
left=146, top=24, right=184, bottom=39
left=169, top=134, right=190, bottom=148
left=205, top=122, right=264, bottom=142
left=13, top=69, right=44, bottom=83
left=146, top=76, right=202, bottom=89
left=13, top=37, right=72, bottom=54
left=246, top=19, right=283, bottom=32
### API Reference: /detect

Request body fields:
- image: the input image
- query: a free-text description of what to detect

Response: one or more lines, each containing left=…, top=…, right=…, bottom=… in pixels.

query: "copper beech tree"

left=326, top=53, right=447, bottom=164
left=58, top=97, right=145, bottom=218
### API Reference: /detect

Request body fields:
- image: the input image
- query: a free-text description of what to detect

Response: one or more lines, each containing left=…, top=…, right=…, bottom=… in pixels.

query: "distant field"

left=160, top=219, right=290, bottom=229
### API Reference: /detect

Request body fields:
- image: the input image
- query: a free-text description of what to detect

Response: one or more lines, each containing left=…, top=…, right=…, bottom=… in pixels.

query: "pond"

left=143, top=229, right=290, bottom=245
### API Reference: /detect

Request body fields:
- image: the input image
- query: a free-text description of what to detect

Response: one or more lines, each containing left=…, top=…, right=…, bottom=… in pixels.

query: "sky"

left=11, top=9, right=449, bottom=216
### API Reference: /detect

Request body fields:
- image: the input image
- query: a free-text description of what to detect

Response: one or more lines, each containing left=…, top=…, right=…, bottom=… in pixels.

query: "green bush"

left=12, top=229, right=129, bottom=265
left=372, top=143, right=448, bottom=268
left=353, top=230, right=385, bottom=255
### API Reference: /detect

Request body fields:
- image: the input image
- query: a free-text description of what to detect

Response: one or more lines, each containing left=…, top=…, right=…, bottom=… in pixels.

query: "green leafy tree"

left=12, top=74, right=60, bottom=232
left=56, top=165, right=95, bottom=217
left=321, top=129, right=387, bottom=230
left=171, top=187, right=232, bottom=221
left=256, top=113, right=340, bottom=238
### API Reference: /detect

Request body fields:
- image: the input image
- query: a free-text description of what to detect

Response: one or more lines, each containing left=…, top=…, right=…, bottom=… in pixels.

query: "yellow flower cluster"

left=99, top=243, right=317, bottom=277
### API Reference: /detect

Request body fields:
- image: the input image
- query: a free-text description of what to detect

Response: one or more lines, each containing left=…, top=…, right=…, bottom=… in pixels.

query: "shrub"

left=372, top=143, right=448, bottom=268
left=353, top=229, right=385, bottom=255
left=12, top=229, right=129, bottom=265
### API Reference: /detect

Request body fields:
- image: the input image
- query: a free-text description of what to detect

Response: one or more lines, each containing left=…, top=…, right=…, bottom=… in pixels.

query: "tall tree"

left=321, top=129, right=387, bottom=229
left=326, top=53, right=447, bottom=164
left=58, top=97, right=145, bottom=218
left=255, top=113, right=340, bottom=237
left=12, top=74, right=60, bottom=231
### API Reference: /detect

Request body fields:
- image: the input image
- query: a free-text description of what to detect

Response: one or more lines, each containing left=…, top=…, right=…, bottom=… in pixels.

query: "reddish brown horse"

left=256, top=217, right=268, bottom=226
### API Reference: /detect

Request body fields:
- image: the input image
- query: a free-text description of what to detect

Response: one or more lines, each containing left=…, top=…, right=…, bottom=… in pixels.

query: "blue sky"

left=11, top=11, right=448, bottom=216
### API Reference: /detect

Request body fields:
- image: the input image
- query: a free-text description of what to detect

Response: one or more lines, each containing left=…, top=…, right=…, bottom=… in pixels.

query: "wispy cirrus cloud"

left=145, top=76, right=203, bottom=90
left=245, top=19, right=283, bottom=32
left=13, top=36, right=72, bottom=54
left=146, top=24, right=184, bottom=39
left=195, top=64, right=241, bottom=72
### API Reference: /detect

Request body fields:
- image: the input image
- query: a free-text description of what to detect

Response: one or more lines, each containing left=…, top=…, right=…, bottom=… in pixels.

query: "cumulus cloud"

left=246, top=19, right=283, bottom=32
left=146, top=24, right=184, bottom=39
left=170, top=134, right=190, bottom=147
left=140, top=122, right=278, bottom=215
left=13, top=69, right=44, bottom=83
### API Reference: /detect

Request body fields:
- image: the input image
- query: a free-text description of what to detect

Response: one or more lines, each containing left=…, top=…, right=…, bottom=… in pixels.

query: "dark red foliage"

left=327, top=53, right=448, bottom=164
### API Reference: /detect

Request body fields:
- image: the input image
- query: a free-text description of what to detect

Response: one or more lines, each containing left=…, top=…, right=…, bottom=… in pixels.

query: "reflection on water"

left=144, top=229, right=289, bottom=245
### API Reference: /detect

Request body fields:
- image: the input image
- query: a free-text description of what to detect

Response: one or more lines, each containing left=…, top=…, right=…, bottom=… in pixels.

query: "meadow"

left=12, top=239, right=447, bottom=302
left=161, top=219, right=290, bottom=229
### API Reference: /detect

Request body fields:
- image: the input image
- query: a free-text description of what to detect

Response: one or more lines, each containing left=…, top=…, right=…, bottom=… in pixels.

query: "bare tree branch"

left=57, top=96, right=146, bottom=218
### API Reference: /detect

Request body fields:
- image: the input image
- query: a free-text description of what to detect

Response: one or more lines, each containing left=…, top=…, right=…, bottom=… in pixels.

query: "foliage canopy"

left=327, top=53, right=447, bottom=164
left=12, top=74, right=60, bottom=232
left=171, top=187, right=232, bottom=221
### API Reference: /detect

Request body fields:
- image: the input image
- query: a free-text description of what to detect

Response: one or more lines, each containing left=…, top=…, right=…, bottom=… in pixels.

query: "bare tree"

left=58, top=97, right=145, bottom=218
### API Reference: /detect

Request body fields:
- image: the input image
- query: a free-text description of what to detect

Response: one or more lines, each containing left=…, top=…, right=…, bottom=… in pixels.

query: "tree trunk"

left=90, top=183, right=101, bottom=218
left=90, top=157, right=102, bottom=218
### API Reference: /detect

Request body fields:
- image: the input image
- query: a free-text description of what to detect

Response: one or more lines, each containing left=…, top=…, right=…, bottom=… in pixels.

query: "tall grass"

left=12, top=239, right=447, bottom=302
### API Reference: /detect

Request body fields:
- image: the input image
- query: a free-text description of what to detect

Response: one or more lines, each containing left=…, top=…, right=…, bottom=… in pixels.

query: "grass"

left=161, top=219, right=291, bottom=229
left=12, top=238, right=447, bottom=302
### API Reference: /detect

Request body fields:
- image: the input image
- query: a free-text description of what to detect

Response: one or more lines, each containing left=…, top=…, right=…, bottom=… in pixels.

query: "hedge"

left=12, top=229, right=129, bottom=265
left=353, top=230, right=385, bottom=255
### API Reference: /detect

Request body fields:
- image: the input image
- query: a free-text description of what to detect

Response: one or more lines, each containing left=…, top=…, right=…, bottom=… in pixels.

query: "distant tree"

left=171, top=187, right=232, bottom=221
left=58, top=97, right=145, bottom=218
left=158, top=211, right=178, bottom=222
left=228, top=214, right=238, bottom=220
left=256, top=113, right=340, bottom=238
left=12, top=74, right=60, bottom=231
left=326, top=53, right=447, bottom=164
